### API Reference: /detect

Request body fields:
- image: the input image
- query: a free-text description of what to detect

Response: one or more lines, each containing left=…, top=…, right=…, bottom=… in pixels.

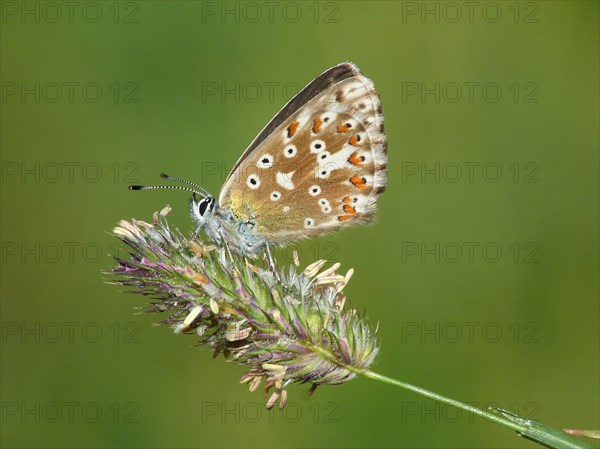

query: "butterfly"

left=131, top=62, right=388, bottom=260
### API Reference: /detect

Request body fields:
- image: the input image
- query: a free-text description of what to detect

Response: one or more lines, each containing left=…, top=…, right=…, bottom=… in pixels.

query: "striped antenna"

left=129, top=173, right=211, bottom=198
left=160, top=173, right=210, bottom=197
left=129, top=184, right=206, bottom=199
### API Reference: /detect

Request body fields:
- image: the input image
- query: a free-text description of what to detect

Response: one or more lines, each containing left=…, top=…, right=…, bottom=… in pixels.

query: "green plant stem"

left=354, top=370, right=594, bottom=449
left=307, top=328, right=591, bottom=448
left=360, top=370, right=526, bottom=432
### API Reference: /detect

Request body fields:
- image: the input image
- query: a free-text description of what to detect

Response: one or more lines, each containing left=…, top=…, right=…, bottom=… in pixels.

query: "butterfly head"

left=130, top=173, right=215, bottom=226
left=190, top=193, right=216, bottom=226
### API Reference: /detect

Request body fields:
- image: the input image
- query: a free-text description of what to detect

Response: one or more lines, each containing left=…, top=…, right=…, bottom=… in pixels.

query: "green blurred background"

left=1, top=1, right=598, bottom=448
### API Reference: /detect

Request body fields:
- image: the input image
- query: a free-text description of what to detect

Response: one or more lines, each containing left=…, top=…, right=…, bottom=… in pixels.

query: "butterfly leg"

left=264, top=242, right=281, bottom=283
left=191, top=225, right=202, bottom=241
left=218, top=228, right=236, bottom=272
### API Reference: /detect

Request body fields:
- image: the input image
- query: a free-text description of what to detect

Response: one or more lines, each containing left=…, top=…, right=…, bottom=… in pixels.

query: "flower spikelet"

left=107, top=208, right=378, bottom=409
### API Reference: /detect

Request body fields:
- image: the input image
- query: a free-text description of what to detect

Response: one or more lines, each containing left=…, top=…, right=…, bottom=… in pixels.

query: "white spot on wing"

left=316, top=151, right=330, bottom=162
left=317, top=164, right=335, bottom=179
left=318, top=113, right=337, bottom=130
left=326, top=145, right=355, bottom=167
left=257, top=154, right=274, bottom=169
left=276, top=171, right=295, bottom=190
left=310, top=140, right=326, bottom=153
left=246, top=174, right=260, bottom=189
left=318, top=198, right=331, bottom=214
left=308, top=185, right=321, bottom=196
left=284, top=145, right=297, bottom=158
left=304, top=218, right=315, bottom=228
left=344, top=81, right=368, bottom=100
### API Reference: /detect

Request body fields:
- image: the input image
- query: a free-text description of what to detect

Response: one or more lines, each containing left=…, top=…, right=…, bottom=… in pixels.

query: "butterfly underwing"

left=132, top=62, right=387, bottom=258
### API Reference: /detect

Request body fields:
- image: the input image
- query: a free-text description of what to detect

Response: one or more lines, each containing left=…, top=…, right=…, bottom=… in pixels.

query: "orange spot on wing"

left=348, top=151, right=365, bottom=166
left=313, top=117, right=323, bottom=133
left=287, top=121, right=300, bottom=138
left=342, top=196, right=353, bottom=204
left=343, top=204, right=356, bottom=214
left=337, top=123, right=351, bottom=133
left=338, top=215, right=354, bottom=222
left=348, top=135, right=360, bottom=146
left=350, top=174, right=367, bottom=190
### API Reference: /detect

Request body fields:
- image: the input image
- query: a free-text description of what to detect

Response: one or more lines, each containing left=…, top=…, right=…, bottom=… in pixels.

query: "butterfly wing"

left=218, top=62, right=387, bottom=245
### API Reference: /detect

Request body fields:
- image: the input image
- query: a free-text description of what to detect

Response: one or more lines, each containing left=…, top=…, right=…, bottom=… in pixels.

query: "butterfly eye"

left=197, top=197, right=213, bottom=216
left=257, top=154, right=273, bottom=169
left=284, top=145, right=297, bottom=158
left=308, top=185, right=321, bottom=196
left=246, top=174, right=261, bottom=189
left=310, top=140, right=326, bottom=153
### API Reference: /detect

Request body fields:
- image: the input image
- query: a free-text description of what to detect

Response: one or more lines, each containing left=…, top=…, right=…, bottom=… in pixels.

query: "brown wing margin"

left=224, top=62, right=362, bottom=181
